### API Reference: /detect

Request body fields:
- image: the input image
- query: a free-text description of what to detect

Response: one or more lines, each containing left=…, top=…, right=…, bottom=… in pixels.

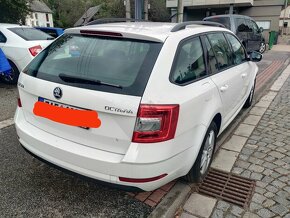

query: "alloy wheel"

left=200, top=130, right=215, bottom=175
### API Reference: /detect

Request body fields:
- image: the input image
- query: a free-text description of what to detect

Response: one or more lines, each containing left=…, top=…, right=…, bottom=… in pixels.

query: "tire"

left=1, top=60, right=20, bottom=85
left=243, top=81, right=255, bottom=108
left=184, top=122, right=218, bottom=183
left=259, top=41, right=266, bottom=54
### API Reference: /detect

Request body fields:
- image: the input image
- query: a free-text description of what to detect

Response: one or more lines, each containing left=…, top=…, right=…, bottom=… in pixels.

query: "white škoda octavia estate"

left=15, top=20, right=261, bottom=191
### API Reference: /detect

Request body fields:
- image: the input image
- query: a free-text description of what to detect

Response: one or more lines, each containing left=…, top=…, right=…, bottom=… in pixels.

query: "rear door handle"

left=241, top=73, right=247, bottom=79
left=220, top=85, right=229, bottom=92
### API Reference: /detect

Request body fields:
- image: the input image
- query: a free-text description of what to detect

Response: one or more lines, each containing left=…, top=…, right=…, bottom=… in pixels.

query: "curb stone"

left=148, top=60, right=290, bottom=218
left=148, top=182, right=191, bottom=218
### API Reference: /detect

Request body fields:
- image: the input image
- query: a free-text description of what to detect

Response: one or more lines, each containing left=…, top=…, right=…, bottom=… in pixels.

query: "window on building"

left=46, top=14, right=49, bottom=22
left=36, top=21, right=39, bottom=26
left=256, top=21, right=271, bottom=30
left=47, top=23, right=50, bottom=27
left=171, top=37, right=206, bottom=84
left=35, top=13, right=38, bottom=19
left=284, top=22, right=288, bottom=28
left=207, top=33, right=233, bottom=71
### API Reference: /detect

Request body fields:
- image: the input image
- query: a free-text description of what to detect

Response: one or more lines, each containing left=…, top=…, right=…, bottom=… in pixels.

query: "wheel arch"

left=212, top=113, right=222, bottom=135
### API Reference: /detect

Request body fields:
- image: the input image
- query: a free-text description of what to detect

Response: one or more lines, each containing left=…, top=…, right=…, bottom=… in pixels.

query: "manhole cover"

left=198, top=168, right=255, bottom=208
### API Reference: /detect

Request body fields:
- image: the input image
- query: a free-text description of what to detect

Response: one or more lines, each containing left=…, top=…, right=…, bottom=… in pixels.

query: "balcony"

left=166, top=0, right=254, bottom=8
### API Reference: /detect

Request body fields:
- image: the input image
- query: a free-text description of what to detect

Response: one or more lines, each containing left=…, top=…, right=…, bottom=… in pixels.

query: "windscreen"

left=23, top=33, right=162, bottom=96
left=204, top=17, right=231, bottom=30
left=8, top=27, right=54, bottom=40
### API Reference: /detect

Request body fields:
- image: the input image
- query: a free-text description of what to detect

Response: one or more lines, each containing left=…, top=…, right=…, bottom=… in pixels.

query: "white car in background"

left=15, top=20, right=262, bottom=191
left=0, top=24, right=54, bottom=84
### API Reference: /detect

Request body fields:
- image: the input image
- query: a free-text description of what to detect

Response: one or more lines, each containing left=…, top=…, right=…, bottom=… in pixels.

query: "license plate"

left=38, top=97, right=90, bottom=129
left=38, top=97, right=83, bottom=110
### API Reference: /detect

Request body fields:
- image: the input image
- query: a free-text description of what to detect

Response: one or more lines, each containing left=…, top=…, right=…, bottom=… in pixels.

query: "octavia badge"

left=53, top=87, right=62, bottom=99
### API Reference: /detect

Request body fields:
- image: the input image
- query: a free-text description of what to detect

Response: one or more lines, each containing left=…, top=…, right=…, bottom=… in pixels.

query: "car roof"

left=66, top=22, right=228, bottom=42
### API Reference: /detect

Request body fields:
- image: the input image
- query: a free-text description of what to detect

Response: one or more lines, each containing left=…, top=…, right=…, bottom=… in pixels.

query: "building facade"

left=167, top=0, right=284, bottom=41
left=25, top=0, right=54, bottom=27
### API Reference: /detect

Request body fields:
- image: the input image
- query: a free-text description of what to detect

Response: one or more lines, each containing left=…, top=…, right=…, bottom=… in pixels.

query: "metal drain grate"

left=198, top=168, right=256, bottom=208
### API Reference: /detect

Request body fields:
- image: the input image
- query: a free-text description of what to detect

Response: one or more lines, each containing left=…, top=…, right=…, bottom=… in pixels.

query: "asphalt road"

left=0, top=50, right=289, bottom=217
left=0, top=82, right=18, bottom=122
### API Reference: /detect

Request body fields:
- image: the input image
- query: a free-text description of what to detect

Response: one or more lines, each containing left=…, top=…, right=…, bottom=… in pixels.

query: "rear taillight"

left=132, top=104, right=179, bottom=143
left=17, top=97, right=22, bottom=107
left=29, top=45, right=42, bottom=56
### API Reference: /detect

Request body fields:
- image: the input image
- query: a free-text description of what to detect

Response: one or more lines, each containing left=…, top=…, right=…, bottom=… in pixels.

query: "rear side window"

left=204, top=17, right=231, bottom=30
left=171, top=37, right=206, bottom=85
left=8, top=27, right=53, bottom=41
left=24, top=34, right=162, bottom=97
left=247, top=20, right=259, bottom=34
left=225, top=33, right=246, bottom=65
left=207, top=33, right=233, bottom=71
left=236, top=18, right=250, bottom=33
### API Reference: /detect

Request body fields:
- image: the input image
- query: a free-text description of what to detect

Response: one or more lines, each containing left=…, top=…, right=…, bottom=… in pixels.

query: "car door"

left=204, top=32, right=244, bottom=127
left=225, top=32, right=252, bottom=103
left=246, top=19, right=262, bottom=52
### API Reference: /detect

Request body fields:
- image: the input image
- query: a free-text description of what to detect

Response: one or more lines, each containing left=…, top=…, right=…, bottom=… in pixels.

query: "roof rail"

left=86, top=18, right=148, bottom=26
left=171, top=21, right=225, bottom=32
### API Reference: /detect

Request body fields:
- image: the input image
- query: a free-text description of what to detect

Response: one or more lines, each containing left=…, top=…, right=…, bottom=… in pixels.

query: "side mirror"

left=247, top=51, right=263, bottom=62
left=259, top=27, right=264, bottom=33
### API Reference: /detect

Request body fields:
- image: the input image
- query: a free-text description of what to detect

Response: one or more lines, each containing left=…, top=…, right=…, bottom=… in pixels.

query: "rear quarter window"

left=8, top=27, right=53, bottom=41
left=23, top=34, right=162, bottom=97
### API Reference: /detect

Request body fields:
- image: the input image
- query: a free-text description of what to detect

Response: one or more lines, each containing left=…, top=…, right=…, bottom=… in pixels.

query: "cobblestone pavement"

left=211, top=76, right=290, bottom=217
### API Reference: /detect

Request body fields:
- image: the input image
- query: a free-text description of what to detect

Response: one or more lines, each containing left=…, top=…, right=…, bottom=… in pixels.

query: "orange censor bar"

left=33, top=101, right=101, bottom=128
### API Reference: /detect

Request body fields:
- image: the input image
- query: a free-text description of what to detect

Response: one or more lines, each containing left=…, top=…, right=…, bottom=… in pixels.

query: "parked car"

left=203, top=14, right=266, bottom=54
left=0, top=48, right=11, bottom=78
left=15, top=21, right=262, bottom=191
left=0, top=24, right=54, bottom=84
left=35, top=27, right=64, bottom=38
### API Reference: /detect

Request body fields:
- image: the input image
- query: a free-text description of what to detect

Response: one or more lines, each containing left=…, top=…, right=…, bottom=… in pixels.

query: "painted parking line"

left=0, top=118, right=14, bottom=130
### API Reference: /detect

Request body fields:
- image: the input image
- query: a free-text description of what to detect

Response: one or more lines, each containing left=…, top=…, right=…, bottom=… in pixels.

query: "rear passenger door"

left=204, top=32, right=244, bottom=126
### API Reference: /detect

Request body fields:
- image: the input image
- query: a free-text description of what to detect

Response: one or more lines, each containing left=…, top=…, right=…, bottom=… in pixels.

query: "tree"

left=0, top=0, right=31, bottom=24
left=148, top=0, right=170, bottom=22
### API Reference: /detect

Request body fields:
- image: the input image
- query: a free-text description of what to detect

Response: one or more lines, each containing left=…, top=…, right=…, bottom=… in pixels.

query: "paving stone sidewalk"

left=180, top=68, right=290, bottom=218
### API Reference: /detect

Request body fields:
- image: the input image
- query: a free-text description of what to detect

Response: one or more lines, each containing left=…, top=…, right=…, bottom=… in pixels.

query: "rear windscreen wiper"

left=59, top=73, right=123, bottom=89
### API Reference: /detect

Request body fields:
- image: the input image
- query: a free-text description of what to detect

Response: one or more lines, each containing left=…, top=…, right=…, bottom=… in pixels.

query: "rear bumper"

left=15, top=108, right=196, bottom=191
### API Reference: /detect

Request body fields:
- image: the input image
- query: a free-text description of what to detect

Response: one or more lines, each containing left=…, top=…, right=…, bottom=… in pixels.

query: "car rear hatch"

left=19, top=31, right=162, bottom=155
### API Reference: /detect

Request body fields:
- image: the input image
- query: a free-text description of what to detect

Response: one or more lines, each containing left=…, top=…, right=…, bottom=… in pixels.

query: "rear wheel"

left=184, top=122, right=217, bottom=183
left=1, top=60, right=20, bottom=85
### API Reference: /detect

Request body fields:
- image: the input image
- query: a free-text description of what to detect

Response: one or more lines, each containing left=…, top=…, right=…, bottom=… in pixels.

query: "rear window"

left=24, top=34, right=162, bottom=96
left=8, top=27, right=53, bottom=41
left=204, top=17, right=231, bottom=30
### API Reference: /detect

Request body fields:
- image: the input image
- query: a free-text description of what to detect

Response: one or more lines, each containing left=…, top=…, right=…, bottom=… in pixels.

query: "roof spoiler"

left=86, top=18, right=149, bottom=26
left=171, top=21, right=225, bottom=32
